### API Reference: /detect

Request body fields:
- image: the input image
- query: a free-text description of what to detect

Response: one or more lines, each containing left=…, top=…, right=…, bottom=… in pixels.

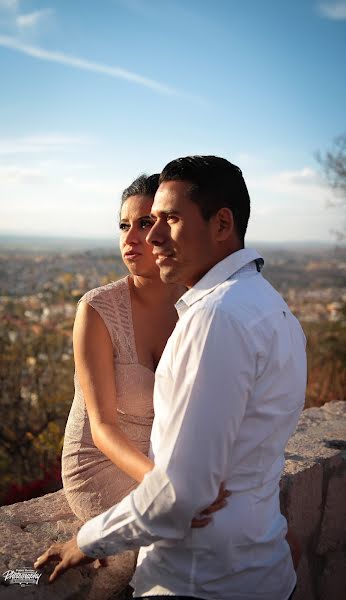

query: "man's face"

left=146, top=180, right=218, bottom=288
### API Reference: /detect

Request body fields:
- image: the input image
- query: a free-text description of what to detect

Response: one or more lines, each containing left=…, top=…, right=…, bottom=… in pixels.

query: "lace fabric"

left=62, top=276, right=155, bottom=523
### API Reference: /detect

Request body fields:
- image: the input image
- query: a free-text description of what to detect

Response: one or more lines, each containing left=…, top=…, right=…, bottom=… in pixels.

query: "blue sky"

left=0, top=0, right=345, bottom=242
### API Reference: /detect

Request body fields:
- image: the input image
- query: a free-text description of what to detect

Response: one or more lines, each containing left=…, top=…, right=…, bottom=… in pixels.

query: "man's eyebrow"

left=120, top=215, right=153, bottom=222
left=150, top=209, right=181, bottom=217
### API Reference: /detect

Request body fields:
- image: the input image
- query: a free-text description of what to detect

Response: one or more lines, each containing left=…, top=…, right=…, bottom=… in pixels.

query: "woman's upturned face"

left=119, top=194, right=158, bottom=277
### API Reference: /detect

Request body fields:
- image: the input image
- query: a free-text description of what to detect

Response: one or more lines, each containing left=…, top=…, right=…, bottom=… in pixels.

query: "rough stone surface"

left=319, top=551, right=346, bottom=600
left=316, top=468, right=346, bottom=555
left=1, top=401, right=345, bottom=599
left=292, top=554, right=315, bottom=600
left=0, top=490, right=134, bottom=599
left=281, top=462, right=323, bottom=547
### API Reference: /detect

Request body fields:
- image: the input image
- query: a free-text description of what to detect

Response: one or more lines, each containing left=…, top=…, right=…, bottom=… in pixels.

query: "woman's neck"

left=129, top=273, right=185, bottom=307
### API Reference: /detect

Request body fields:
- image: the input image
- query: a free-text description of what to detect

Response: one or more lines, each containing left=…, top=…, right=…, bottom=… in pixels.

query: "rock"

left=0, top=401, right=345, bottom=599
left=0, top=490, right=135, bottom=599
left=318, top=551, right=346, bottom=600
left=316, top=468, right=346, bottom=555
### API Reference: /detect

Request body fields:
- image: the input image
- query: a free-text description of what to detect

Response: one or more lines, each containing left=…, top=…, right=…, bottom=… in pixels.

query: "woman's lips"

left=124, top=252, right=141, bottom=260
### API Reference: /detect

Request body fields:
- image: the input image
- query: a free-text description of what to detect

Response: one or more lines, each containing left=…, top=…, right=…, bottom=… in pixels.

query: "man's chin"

left=159, top=266, right=180, bottom=284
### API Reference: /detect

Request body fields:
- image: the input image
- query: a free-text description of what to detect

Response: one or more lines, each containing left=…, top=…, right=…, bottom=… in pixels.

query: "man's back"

left=135, top=253, right=306, bottom=599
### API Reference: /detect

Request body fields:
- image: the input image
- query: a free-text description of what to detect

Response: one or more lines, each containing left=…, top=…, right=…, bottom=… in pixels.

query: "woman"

left=61, top=174, right=226, bottom=596
left=61, top=174, right=183, bottom=522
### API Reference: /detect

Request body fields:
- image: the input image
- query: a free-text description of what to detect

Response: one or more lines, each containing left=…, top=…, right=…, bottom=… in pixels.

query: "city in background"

left=1, top=241, right=345, bottom=505
left=1, top=1, right=346, bottom=504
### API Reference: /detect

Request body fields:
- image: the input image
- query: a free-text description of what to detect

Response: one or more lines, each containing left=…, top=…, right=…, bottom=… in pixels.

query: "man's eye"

left=119, top=223, right=130, bottom=231
left=167, top=215, right=178, bottom=223
left=140, top=219, right=154, bottom=229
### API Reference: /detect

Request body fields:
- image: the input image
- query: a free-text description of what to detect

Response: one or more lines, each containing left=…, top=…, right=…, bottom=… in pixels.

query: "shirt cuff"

left=76, top=468, right=180, bottom=559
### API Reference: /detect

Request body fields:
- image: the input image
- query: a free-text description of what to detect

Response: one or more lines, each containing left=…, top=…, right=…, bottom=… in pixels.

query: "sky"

left=0, top=0, right=345, bottom=243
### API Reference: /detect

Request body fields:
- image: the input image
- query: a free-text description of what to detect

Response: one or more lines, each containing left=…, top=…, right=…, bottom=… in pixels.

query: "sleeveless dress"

left=61, top=276, right=155, bottom=523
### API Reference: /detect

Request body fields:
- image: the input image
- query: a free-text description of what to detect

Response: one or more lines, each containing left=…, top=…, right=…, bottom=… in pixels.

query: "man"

left=36, top=156, right=306, bottom=599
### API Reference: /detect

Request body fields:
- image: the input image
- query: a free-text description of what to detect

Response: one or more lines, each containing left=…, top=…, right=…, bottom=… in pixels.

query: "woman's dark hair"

left=159, top=156, right=250, bottom=242
left=121, top=173, right=160, bottom=209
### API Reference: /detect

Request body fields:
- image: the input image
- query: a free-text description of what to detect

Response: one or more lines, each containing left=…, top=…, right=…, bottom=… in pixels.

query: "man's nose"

left=146, top=220, right=165, bottom=246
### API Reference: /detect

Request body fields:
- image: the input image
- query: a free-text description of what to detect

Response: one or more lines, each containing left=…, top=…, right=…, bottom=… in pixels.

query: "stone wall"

left=281, top=401, right=346, bottom=600
left=0, top=401, right=345, bottom=599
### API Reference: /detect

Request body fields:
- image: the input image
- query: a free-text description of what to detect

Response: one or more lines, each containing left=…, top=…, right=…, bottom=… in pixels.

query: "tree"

left=316, top=133, right=346, bottom=240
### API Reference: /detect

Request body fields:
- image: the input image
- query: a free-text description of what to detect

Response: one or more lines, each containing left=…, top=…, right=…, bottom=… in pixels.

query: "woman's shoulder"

left=78, top=276, right=130, bottom=306
left=76, top=276, right=132, bottom=350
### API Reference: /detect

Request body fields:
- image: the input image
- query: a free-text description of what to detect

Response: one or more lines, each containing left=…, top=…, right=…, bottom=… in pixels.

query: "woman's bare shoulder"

left=78, top=276, right=129, bottom=306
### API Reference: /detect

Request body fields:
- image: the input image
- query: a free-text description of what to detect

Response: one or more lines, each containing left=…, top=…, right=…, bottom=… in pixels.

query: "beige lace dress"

left=62, top=276, right=155, bottom=523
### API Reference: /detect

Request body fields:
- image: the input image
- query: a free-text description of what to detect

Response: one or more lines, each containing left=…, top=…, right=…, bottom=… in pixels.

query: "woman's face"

left=119, top=194, right=158, bottom=277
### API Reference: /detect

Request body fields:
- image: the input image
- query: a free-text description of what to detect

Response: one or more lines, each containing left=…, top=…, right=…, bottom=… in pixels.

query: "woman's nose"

left=124, top=225, right=139, bottom=245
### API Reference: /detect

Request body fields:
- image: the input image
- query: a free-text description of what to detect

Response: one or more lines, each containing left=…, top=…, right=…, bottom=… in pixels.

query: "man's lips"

left=153, top=252, right=175, bottom=265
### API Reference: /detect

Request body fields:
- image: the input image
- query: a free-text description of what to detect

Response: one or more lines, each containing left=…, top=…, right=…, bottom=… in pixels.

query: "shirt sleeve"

left=77, top=306, right=256, bottom=558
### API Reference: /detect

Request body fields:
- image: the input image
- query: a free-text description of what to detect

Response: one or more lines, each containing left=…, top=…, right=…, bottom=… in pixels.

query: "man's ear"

left=213, top=208, right=234, bottom=241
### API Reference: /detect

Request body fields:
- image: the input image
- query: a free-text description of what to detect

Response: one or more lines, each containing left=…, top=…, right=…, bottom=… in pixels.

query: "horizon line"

left=0, top=232, right=340, bottom=247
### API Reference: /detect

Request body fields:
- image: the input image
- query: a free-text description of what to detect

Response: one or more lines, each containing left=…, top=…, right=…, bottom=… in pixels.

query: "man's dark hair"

left=121, top=173, right=159, bottom=208
left=159, top=156, right=250, bottom=241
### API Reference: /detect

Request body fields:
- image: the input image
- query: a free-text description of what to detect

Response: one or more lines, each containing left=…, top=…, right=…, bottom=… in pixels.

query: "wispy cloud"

left=0, top=134, right=90, bottom=156
left=248, top=167, right=325, bottom=199
left=318, top=1, right=346, bottom=20
left=0, top=164, right=45, bottom=183
left=279, top=167, right=321, bottom=187
left=0, top=0, right=18, bottom=9
left=63, top=175, right=123, bottom=195
left=0, top=34, right=201, bottom=100
left=16, top=8, right=53, bottom=29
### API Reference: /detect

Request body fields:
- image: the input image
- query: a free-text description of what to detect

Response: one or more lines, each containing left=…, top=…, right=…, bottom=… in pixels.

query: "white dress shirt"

left=77, top=248, right=307, bottom=600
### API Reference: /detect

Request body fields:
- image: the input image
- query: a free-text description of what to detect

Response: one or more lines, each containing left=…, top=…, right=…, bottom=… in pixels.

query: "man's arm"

left=35, top=307, right=252, bottom=575
left=77, top=306, right=254, bottom=557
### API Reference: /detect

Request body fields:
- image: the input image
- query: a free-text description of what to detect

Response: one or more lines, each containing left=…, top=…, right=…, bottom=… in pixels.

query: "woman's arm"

left=73, top=301, right=153, bottom=483
left=73, top=301, right=230, bottom=516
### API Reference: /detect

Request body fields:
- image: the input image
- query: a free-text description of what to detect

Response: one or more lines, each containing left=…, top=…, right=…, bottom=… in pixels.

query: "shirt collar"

left=175, top=248, right=263, bottom=317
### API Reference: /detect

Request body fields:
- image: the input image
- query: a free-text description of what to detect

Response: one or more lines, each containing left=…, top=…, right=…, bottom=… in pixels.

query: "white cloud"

left=318, top=1, right=346, bottom=19
left=248, top=167, right=325, bottom=198
left=0, top=35, right=202, bottom=100
left=0, top=0, right=18, bottom=9
left=234, top=152, right=270, bottom=169
left=0, top=134, right=91, bottom=156
left=245, top=166, right=341, bottom=242
left=277, top=167, right=321, bottom=187
left=16, top=8, right=53, bottom=29
left=0, top=165, right=45, bottom=183
left=63, top=176, right=124, bottom=195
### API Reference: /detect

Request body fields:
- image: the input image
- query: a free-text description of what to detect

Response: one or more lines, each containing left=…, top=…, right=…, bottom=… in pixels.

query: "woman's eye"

left=140, top=219, right=153, bottom=229
left=119, top=223, right=130, bottom=231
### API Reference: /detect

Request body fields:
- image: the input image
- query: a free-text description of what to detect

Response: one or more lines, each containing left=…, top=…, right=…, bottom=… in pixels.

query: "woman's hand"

left=34, top=536, right=95, bottom=582
left=191, top=482, right=231, bottom=528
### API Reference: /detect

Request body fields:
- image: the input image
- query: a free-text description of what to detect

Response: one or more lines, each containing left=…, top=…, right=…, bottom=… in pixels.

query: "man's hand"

left=191, top=482, right=231, bottom=528
left=34, top=535, right=95, bottom=582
